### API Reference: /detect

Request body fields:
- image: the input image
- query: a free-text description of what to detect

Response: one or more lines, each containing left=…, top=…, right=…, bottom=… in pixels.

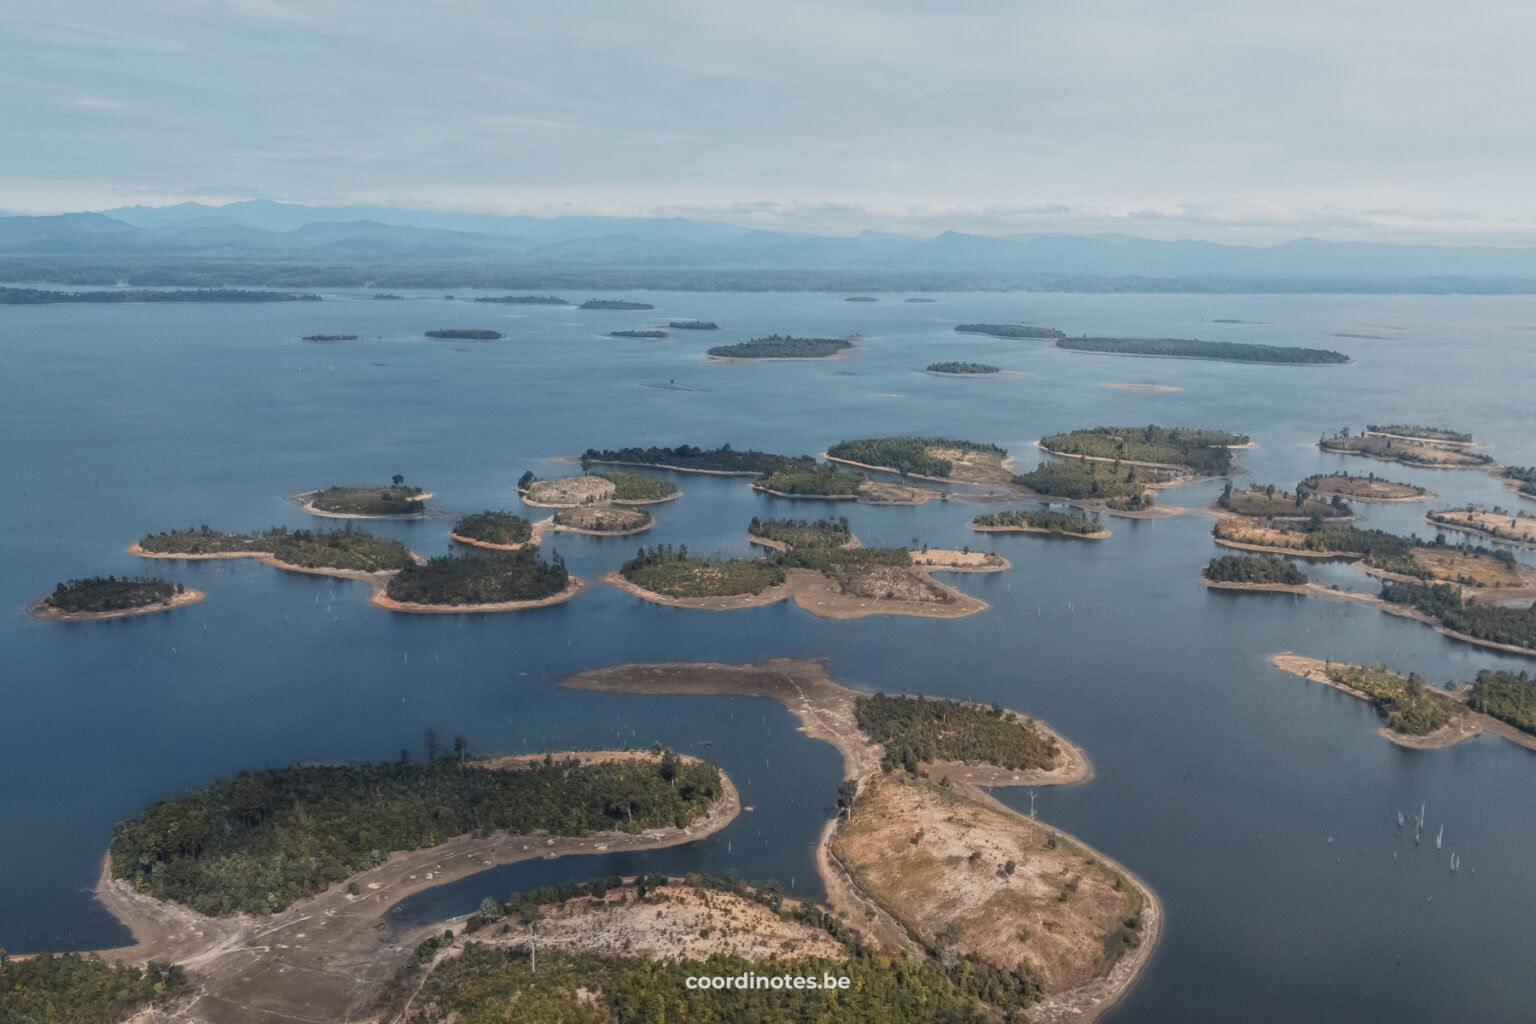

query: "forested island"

left=1012, top=460, right=1165, bottom=511
left=927, top=361, right=1000, bottom=374
left=424, top=328, right=503, bottom=340
left=1219, top=482, right=1351, bottom=519
left=825, top=436, right=1009, bottom=480
left=1379, top=581, right=1536, bottom=652
left=521, top=470, right=678, bottom=506
left=754, top=464, right=866, bottom=497
left=451, top=511, right=534, bottom=549
left=302, top=481, right=429, bottom=516
left=707, top=335, right=854, bottom=359
left=580, top=299, right=654, bottom=310
left=302, top=333, right=359, bottom=341
left=473, top=294, right=568, bottom=304
left=855, top=693, right=1059, bottom=774
left=0, top=287, right=319, bottom=304
left=34, top=576, right=194, bottom=619
left=668, top=319, right=719, bottom=329
left=1213, top=520, right=1419, bottom=561
left=582, top=444, right=817, bottom=476
left=1364, top=424, right=1474, bottom=443
left=844, top=295, right=878, bottom=301
left=955, top=323, right=1065, bottom=339
left=1204, top=554, right=1309, bottom=586
left=0, top=955, right=188, bottom=1024
left=1039, top=425, right=1247, bottom=475
left=970, top=508, right=1108, bottom=538
left=1319, top=429, right=1493, bottom=468
left=747, top=516, right=854, bottom=550
left=1298, top=472, right=1429, bottom=502
left=619, top=545, right=787, bottom=598
left=136, top=525, right=285, bottom=556
left=609, top=329, right=667, bottom=338
left=1313, top=662, right=1461, bottom=737
left=1056, top=336, right=1349, bottom=363
left=1499, top=466, right=1536, bottom=499
left=382, top=550, right=572, bottom=608
left=109, top=751, right=722, bottom=915
left=266, top=528, right=414, bottom=572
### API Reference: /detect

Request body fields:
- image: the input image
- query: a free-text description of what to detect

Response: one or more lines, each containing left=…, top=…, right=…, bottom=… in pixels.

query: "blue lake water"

left=2, top=290, right=1535, bottom=1021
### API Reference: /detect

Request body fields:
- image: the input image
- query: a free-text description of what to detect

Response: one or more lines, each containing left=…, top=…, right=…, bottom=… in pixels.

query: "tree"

left=837, top=778, right=859, bottom=820
left=478, top=896, right=502, bottom=922
left=659, top=749, right=681, bottom=785
left=393, top=473, right=405, bottom=487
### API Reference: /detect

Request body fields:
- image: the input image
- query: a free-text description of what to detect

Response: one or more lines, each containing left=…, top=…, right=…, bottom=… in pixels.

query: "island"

left=1364, top=424, right=1476, bottom=445
left=668, top=319, right=719, bottom=329
left=1203, top=553, right=1309, bottom=589
left=1218, top=482, right=1351, bottom=519
left=904, top=296, right=938, bottom=302
left=955, top=323, right=1065, bottom=339
left=707, top=334, right=854, bottom=360
left=299, top=481, right=431, bottom=517
left=1055, top=336, right=1348, bottom=363
left=580, top=299, right=655, bottom=310
left=562, top=660, right=1158, bottom=1022
left=1038, top=425, right=1248, bottom=476
left=825, top=436, right=1012, bottom=483
left=133, top=525, right=286, bottom=557
left=450, top=510, right=535, bottom=550
left=1298, top=472, right=1430, bottom=502
left=0, top=287, right=318, bottom=304
left=608, top=329, right=668, bottom=338
left=1211, top=520, right=1410, bottom=560
left=373, top=293, right=403, bottom=299
left=581, top=443, right=817, bottom=476
left=301, top=333, right=359, bottom=341
left=610, top=545, right=789, bottom=608
left=264, top=528, right=415, bottom=574
left=1318, top=428, right=1492, bottom=468
left=926, top=360, right=1000, bottom=375
left=969, top=508, right=1110, bottom=539
left=747, top=516, right=857, bottom=551
left=844, top=295, right=878, bottom=301
left=378, top=549, right=580, bottom=612
left=753, top=463, right=866, bottom=498
left=473, top=294, right=568, bottom=304
left=520, top=470, right=679, bottom=507
left=551, top=503, right=652, bottom=535
left=30, top=575, right=203, bottom=621
left=1271, top=655, right=1536, bottom=752
left=1012, top=459, right=1169, bottom=513
left=1498, top=465, right=1536, bottom=500
left=1428, top=506, right=1536, bottom=546
left=424, top=329, right=503, bottom=340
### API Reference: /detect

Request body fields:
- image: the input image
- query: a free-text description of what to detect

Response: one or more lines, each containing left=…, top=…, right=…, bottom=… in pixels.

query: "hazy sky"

left=4, top=0, right=1534, bottom=243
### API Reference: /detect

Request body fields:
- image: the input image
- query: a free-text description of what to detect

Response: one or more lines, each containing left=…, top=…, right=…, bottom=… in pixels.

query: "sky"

left=3, top=0, right=1534, bottom=244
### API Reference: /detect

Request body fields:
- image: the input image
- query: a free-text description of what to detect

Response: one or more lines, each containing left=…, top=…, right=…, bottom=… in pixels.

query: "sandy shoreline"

left=127, top=542, right=273, bottom=560
left=28, top=588, right=206, bottom=622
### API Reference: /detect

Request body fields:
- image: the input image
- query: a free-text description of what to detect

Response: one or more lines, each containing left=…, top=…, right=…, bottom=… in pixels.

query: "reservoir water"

left=3, top=290, right=1535, bottom=1022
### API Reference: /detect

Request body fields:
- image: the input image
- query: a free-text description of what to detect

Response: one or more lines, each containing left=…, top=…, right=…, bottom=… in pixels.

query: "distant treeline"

left=580, top=299, right=654, bottom=310
left=0, top=286, right=318, bottom=303
left=110, top=752, right=722, bottom=915
left=1205, top=554, right=1308, bottom=585
left=473, top=294, right=567, bottom=304
left=955, top=323, right=1065, bottom=339
left=708, top=335, right=852, bottom=359
left=1379, top=581, right=1536, bottom=651
left=582, top=443, right=814, bottom=475
left=1057, top=337, right=1349, bottom=364
left=927, top=361, right=999, bottom=374
left=668, top=320, right=719, bottom=329
left=426, top=329, right=503, bottom=340
left=609, top=329, right=667, bottom=338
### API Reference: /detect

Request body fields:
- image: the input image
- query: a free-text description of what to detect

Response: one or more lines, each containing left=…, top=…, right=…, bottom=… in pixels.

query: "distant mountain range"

left=4, top=200, right=1536, bottom=289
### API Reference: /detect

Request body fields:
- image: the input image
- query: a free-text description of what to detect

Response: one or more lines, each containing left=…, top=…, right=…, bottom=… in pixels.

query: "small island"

left=613, top=545, right=788, bottom=606
left=707, top=334, right=854, bottom=360
left=520, top=470, right=679, bottom=507
left=582, top=443, right=817, bottom=476
left=1426, top=506, right=1536, bottom=546
left=1298, top=472, right=1430, bottom=502
left=955, top=323, right=1065, bottom=339
left=608, top=329, right=668, bottom=338
left=1012, top=459, right=1168, bottom=513
left=753, top=463, right=866, bottom=498
left=747, top=515, right=856, bottom=551
left=132, top=524, right=416, bottom=574
left=299, top=480, right=431, bottom=517
left=1318, top=428, right=1492, bottom=468
left=1365, top=424, right=1476, bottom=445
left=1219, top=482, right=1351, bottom=519
left=1203, top=553, right=1309, bottom=588
left=825, top=436, right=1011, bottom=483
left=0, top=287, right=318, bottom=304
left=302, top=333, right=359, bottom=342
left=580, top=299, right=655, bottom=310
left=668, top=319, right=719, bottom=329
left=844, top=295, right=878, bottom=301
left=1056, top=336, right=1349, bottom=364
left=970, top=508, right=1109, bottom=539
left=379, top=549, right=579, bottom=612
left=450, top=510, right=536, bottom=550
left=1038, top=425, right=1248, bottom=475
left=927, top=360, right=1000, bottom=375
left=31, top=575, right=203, bottom=621
left=904, top=296, right=938, bottom=302
left=552, top=503, right=653, bottom=535
left=473, top=294, right=568, bottom=304
left=424, top=329, right=503, bottom=340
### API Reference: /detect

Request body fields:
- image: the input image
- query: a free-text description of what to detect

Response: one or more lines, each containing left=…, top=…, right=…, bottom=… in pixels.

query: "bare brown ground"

left=521, top=476, right=616, bottom=507
left=1359, top=549, right=1536, bottom=602
left=85, top=752, right=739, bottom=1024
left=1429, top=509, right=1536, bottom=546
left=552, top=504, right=654, bottom=535
left=28, top=588, right=206, bottom=622
left=857, top=479, right=938, bottom=504
left=969, top=521, right=1112, bottom=540
left=746, top=531, right=861, bottom=552
left=1269, top=655, right=1536, bottom=753
left=128, top=543, right=273, bottom=560
left=561, top=660, right=1157, bottom=1021
left=1302, top=475, right=1430, bottom=502
left=1365, top=430, right=1481, bottom=448
left=1211, top=521, right=1359, bottom=559
left=909, top=549, right=1010, bottom=572
left=294, top=491, right=435, bottom=519
left=822, top=447, right=1012, bottom=486
left=1322, top=439, right=1487, bottom=469
left=605, top=566, right=989, bottom=619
